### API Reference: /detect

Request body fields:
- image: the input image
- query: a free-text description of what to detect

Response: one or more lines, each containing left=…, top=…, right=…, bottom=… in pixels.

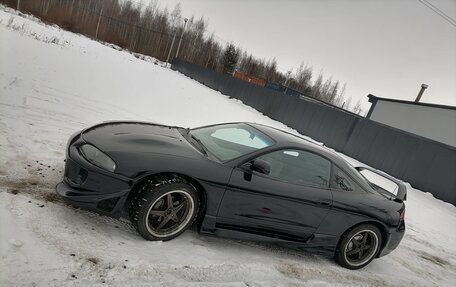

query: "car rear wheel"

left=129, top=178, right=199, bottom=241
left=335, top=224, right=382, bottom=269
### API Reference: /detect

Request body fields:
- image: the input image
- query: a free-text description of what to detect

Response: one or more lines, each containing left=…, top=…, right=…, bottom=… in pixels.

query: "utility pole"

left=17, top=0, right=20, bottom=10
left=415, top=84, right=429, bottom=102
left=95, top=7, right=103, bottom=39
left=166, top=31, right=177, bottom=63
left=175, top=18, right=188, bottom=59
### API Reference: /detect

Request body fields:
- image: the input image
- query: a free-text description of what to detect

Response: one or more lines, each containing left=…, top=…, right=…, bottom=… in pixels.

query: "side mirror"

left=250, top=159, right=271, bottom=175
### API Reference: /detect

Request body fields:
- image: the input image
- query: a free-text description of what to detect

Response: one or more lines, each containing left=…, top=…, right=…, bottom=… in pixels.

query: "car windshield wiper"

left=190, top=134, right=208, bottom=156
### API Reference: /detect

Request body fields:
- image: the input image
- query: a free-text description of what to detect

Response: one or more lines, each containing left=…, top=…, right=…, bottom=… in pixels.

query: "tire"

left=129, top=177, right=199, bottom=241
left=335, top=224, right=382, bottom=269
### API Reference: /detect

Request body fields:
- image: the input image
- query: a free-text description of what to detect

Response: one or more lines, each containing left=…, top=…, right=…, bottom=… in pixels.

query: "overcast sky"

left=142, top=0, right=456, bottom=111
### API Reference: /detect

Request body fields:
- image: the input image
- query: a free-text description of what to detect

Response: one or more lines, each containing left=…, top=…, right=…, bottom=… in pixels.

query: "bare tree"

left=352, top=100, right=363, bottom=115
left=2, top=0, right=357, bottom=113
left=311, top=73, right=324, bottom=100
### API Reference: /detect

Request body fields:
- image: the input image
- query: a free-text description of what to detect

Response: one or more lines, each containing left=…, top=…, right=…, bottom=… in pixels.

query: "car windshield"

left=189, top=123, right=274, bottom=161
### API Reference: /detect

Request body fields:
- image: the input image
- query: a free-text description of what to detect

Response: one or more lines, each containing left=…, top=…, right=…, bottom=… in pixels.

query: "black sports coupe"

left=57, top=121, right=406, bottom=269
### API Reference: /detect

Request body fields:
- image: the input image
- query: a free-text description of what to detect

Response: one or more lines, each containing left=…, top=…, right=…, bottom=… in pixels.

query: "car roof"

left=196, top=122, right=345, bottom=164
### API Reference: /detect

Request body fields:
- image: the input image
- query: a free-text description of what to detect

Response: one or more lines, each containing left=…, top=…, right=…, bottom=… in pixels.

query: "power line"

left=417, top=0, right=456, bottom=27
left=421, top=0, right=456, bottom=24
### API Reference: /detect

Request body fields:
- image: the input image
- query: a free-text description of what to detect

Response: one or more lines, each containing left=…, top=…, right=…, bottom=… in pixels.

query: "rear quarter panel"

left=317, top=191, right=402, bottom=239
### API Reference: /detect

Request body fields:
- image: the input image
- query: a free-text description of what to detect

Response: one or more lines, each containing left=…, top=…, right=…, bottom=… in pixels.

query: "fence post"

left=95, top=7, right=103, bottom=39
left=17, top=0, right=20, bottom=10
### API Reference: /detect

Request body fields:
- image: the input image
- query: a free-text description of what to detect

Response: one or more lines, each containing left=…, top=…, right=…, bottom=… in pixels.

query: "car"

left=56, top=121, right=406, bottom=269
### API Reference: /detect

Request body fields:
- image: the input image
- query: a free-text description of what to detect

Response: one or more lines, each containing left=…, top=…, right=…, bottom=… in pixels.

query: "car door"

left=216, top=148, right=334, bottom=241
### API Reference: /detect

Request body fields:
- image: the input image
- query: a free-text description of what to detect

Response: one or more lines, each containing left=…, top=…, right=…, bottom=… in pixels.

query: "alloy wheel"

left=145, top=190, right=195, bottom=237
left=344, top=230, right=379, bottom=267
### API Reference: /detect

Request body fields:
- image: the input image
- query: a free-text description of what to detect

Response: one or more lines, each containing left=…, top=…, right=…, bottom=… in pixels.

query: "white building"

left=366, top=95, right=456, bottom=148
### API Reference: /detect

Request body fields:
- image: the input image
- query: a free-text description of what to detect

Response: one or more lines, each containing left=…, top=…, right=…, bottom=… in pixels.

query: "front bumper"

left=56, top=134, right=133, bottom=218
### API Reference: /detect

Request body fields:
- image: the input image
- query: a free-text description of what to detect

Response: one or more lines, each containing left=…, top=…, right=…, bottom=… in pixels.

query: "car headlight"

left=79, top=144, right=116, bottom=172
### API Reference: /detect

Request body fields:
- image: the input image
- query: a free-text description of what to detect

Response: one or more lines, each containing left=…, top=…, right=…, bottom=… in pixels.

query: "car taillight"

left=399, top=209, right=405, bottom=221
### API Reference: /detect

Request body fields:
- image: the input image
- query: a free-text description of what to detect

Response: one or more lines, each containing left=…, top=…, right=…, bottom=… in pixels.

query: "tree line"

left=2, top=0, right=362, bottom=114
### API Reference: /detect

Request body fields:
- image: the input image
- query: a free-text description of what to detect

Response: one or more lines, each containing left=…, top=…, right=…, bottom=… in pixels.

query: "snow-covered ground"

left=1, top=6, right=455, bottom=286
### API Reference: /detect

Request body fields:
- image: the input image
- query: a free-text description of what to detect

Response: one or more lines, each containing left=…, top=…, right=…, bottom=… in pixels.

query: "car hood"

left=81, top=121, right=199, bottom=160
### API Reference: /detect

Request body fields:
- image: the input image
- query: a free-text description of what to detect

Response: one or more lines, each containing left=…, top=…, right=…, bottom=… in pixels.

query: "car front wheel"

left=335, top=224, right=382, bottom=269
left=129, top=178, right=199, bottom=241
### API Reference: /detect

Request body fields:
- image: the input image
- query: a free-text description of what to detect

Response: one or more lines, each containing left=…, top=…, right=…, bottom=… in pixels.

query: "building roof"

left=367, top=94, right=456, bottom=111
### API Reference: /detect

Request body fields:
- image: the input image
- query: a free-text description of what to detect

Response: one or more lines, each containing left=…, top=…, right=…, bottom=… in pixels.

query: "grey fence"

left=172, top=59, right=456, bottom=205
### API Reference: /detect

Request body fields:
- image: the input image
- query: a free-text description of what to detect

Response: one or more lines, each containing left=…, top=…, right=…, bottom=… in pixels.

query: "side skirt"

left=199, top=215, right=338, bottom=257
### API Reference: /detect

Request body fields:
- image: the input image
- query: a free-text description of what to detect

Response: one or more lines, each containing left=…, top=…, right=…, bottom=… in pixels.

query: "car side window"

left=255, top=149, right=331, bottom=188
left=331, top=165, right=356, bottom=191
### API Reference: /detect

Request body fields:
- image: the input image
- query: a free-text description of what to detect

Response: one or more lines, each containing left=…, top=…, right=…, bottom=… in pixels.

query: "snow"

left=1, top=6, right=455, bottom=286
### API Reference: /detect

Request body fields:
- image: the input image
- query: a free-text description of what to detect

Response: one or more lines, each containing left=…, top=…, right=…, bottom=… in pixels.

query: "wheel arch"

left=336, top=220, right=389, bottom=256
left=126, top=172, right=208, bottom=230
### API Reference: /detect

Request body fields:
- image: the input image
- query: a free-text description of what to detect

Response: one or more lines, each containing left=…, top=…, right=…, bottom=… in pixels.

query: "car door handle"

left=317, top=201, right=331, bottom=206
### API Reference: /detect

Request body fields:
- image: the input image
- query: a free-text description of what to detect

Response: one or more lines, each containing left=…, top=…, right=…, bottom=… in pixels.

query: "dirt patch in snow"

left=0, top=157, right=64, bottom=203
left=86, top=257, right=100, bottom=265
left=42, top=191, right=60, bottom=202
left=419, top=252, right=450, bottom=267
left=275, top=262, right=391, bottom=287
left=2, top=177, right=42, bottom=191
left=0, top=174, right=62, bottom=203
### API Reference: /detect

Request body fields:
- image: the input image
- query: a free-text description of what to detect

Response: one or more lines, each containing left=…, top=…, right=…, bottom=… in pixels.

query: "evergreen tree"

left=222, top=43, right=239, bottom=74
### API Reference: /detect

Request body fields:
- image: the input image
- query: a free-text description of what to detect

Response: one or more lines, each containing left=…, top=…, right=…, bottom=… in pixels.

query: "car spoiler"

left=355, top=166, right=407, bottom=203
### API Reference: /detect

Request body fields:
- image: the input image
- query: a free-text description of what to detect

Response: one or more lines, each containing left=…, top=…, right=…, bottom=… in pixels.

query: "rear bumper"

left=378, top=221, right=405, bottom=257
left=56, top=134, right=133, bottom=218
